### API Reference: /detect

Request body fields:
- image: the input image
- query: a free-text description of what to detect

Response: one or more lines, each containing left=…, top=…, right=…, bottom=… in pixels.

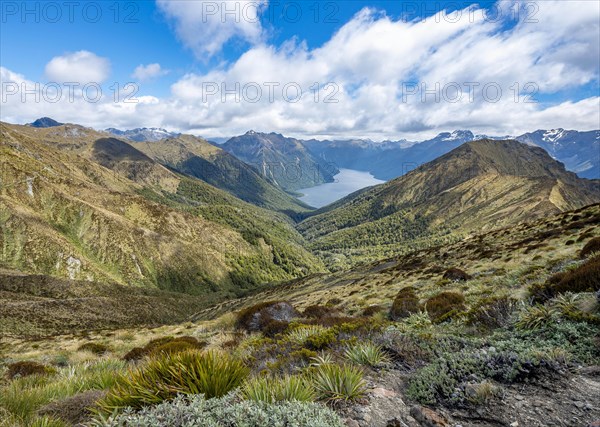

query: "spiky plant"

left=310, top=364, right=366, bottom=404
left=344, top=342, right=390, bottom=367
left=241, top=375, right=315, bottom=403
left=99, top=350, right=249, bottom=411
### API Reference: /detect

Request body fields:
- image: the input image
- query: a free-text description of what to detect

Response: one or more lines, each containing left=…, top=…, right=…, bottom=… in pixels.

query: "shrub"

left=99, top=350, right=249, bottom=411
left=241, top=375, right=315, bottom=403
left=529, top=255, right=600, bottom=303
left=5, top=361, right=53, bottom=380
left=442, top=268, right=471, bottom=282
left=407, top=347, right=556, bottom=405
left=362, top=305, right=384, bottom=316
left=467, top=296, right=517, bottom=328
left=236, top=301, right=300, bottom=333
left=78, top=343, right=110, bottom=355
left=96, top=394, right=345, bottom=427
left=261, top=320, right=290, bottom=338
left=122, top=336, right=205, bottom=361
left=304, top=328, right=337, bottom=351
left=580, top=237, right=600, bottom=258
left=310, top=364, right=366, bottom=404
left=390, top=287, right=421, bottom=320
left=344, top=342, right=390, bottom=367
left=425, top=291, right=465, bottom=323
left=303, top=305, right=339, bottom=319
left=38, top=389, right=106, bottom=425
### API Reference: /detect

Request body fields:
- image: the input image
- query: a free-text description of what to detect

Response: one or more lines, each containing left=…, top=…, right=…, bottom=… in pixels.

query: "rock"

left=345, top=419, right=360, bottom=427
left=409, top=406, right=449, bottom=427
left=510, top=422, right=519, bottom=427
left=371, top=387, right=397, bottom=398
left=587, top=421, right=600, bottom=427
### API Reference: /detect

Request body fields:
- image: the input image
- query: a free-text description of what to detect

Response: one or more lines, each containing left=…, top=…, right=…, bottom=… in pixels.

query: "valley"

left=1, top=119, right=599, bottom=427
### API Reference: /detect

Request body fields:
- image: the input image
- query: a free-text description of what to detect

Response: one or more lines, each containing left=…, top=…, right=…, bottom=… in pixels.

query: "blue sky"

left=1, top=1, right=599, bottom=139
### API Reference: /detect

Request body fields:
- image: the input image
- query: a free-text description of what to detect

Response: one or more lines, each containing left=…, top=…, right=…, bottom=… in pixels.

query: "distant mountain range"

left=105, top=127, right=180, bottom=142
left=515, top=129, right=599, bottom=179
left=221, top=131, right=339, bottom=192
left=97, top=123, right=600, bottom=182
left=305, top=129, right=600, bottom=180
left=298, top=139, right=600, bottom=266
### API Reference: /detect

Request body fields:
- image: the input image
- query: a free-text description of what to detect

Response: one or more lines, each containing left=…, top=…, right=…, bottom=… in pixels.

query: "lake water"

left=297, top=168, right=385, bottom=208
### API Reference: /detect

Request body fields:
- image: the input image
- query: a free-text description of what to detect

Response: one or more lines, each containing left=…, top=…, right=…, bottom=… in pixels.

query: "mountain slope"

left=298, top=139, right=600, bottom=267
left=0, top=122, right=324, bottom=301
left=516, top=129, right=600, bottom=179
left=221, top=131, right=339, bottom=191
left=130, top=135, right=312, bottom=214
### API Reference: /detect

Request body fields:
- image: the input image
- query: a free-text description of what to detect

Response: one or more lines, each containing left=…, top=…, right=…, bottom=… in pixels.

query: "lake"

left=297, top=168, right=385, bottom=208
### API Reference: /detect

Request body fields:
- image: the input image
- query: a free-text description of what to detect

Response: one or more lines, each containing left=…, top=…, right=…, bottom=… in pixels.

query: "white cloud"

left=156, top=0, right=267, bottom=58
left=132, top=63, right=168, bottom=81
left=44, top=51, right=111, bottom=84
left=2, top=1, right=599, bottom=139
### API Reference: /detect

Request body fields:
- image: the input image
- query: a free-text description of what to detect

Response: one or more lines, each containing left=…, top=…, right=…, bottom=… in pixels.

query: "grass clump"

left=5, top=361, right=54, bottom=380
left=390, top=287, right=421, bottom=320
left=97, top=394, right=345, bottom=427
left=100, top=350, right=249, bottom=412
left=442, top=268, right=471, bottom=282
left=425, top=291, right=466, bottom=323
left=78, top=342, right=110, bottom=355
left=241, top=375, right=315, bottom=403
left=344, top=342, right=390, bottom=368
left=310, top=364, right=366, bottom=404
left=286, top=325, right=328, bottom=344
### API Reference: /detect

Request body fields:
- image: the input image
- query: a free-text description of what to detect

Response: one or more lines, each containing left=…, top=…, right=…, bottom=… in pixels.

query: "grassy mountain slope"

left=222, top=131, right=339, bottom=192
left=193, top=202, right=600, bottom=321
left=0, top=122, right=324, bottom=301
left=130, top=134, right=311, bottom=215
left=298, top=139, right=600, bottom=268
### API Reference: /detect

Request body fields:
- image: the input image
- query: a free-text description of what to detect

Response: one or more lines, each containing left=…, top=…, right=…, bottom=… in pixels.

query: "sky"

left=1, top=0, right=599, bottom=140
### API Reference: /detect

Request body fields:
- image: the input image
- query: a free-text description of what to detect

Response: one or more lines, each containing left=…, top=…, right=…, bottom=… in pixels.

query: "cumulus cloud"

left=2, top=1, right=599, bottom=139
left=45, top=51, right=111, bottom=84
left=132, top=63, right=169, bottom=81
left=156, top=0, right=268, bottom=58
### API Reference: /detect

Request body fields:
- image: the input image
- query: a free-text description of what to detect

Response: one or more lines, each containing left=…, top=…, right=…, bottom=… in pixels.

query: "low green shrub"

left=100, top=350, right=249, bottom=412
left=310, top=364, right=366, bottom=404
left=390, top=287, right=421, bottom=320
left=241, top=375, right=315, bottom=403
left=96, top=394, right=345, bottom=427
left=425, top=291, right=465, bottom=323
